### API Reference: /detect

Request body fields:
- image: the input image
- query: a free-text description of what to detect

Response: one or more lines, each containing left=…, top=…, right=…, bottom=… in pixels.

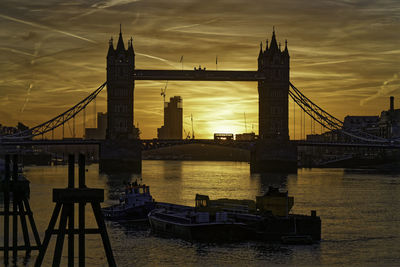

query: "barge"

left=149, top=187, right=321, bottom=243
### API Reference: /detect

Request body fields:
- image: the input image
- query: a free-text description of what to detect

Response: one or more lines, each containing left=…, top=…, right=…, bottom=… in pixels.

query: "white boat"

left=102, top=182, right=155, bottom=221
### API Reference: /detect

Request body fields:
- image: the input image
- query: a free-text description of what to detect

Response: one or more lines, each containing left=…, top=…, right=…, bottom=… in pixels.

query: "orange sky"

left=0, top=0, right=399, bottom=139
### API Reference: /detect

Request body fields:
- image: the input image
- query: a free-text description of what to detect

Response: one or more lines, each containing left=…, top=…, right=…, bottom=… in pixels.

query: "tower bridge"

left=133, top=70, right=264, bottom=81
left=2, top=28, right=396, bottom=173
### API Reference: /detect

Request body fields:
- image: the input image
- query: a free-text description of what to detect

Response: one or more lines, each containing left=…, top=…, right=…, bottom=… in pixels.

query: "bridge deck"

left=1, top=139, right=399, bottom=149
left=133, top=70, right=265, bottom=81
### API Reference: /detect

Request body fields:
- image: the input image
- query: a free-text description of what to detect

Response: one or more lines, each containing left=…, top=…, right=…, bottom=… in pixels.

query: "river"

left=2, top=160, right=400, bottom=266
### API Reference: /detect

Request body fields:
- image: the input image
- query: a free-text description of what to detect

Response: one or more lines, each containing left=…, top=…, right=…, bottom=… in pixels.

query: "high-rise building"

left=85, top=112, right=107, bottom=139
left=157, top=96, right=183, bottom=139
left=258, top=30, right=290, bottom=140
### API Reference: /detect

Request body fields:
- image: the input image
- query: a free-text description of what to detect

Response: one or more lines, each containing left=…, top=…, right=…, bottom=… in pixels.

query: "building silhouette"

left=379, top=96, right=400, bottom=138
left=158, top=96, right=183, bottom=139
left=106, top=27, right=137, bottom=139
left=85, top=112, right=107, bottom=139
left=258, top=30, right=289, bottom=140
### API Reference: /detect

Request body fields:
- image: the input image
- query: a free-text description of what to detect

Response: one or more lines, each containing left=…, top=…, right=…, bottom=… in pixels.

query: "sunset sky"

left=0, top=0, right=399, bottom=139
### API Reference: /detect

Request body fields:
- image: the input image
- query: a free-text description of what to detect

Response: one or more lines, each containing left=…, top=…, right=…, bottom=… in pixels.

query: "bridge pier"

left=250, top=140, right=297, bottom=173
left=99, top=140, right=142, bottom=173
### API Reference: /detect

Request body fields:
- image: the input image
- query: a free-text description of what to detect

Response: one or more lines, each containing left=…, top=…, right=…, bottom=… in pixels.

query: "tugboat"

left=148, top=187, right=321, bottom=243
left=102, top=181, right=155, bottom=221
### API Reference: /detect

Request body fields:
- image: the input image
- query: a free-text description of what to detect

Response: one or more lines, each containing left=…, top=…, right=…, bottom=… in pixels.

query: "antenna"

left=244, top=112, right=247, bottom=133
left=160, top=81, right=168, bottom=106
left=191, top=114, right=194, bottom=139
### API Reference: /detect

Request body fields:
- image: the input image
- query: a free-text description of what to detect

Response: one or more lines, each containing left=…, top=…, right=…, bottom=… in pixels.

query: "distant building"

left=235, top=133, right=256, bottom=141
left=379, top=96, right=400, bottom=139
left=157, top=96, right=183, bottom=139
left=0, top=122, right=30, bottom=136
left=343, top=115, right=380, bottom=136
left=85, top=112, right=107, bottom=139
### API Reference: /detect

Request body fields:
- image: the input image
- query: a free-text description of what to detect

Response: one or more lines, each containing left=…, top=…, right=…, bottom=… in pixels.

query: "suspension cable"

left=2, top=82, right=106, bottom=140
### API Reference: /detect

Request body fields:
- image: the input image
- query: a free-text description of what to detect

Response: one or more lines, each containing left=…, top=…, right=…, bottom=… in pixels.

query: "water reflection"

left=10, top=162, right=400, bottom=266
left=101, top=172, right=141, bottom=200
left=251, top=172, right=289, bottom=195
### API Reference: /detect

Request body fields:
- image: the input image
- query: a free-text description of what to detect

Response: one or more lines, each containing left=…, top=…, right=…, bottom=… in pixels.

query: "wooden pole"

left=18, top=201, right=31, bottom=255
left=4, top=155, right=10, bottom=265
left=79, top=202, right=85, bottom=267
left=53, top=205, right=69, bottom=266
left=34, top=203, right=62, bottom=267
left=79, top=154, right=86, bottom=188
left=79, top=153, right=86, bottom=267
left=68, top=154, right=75, bottom=188
left=23, top=198, right=42, bottom=248
left=12, top=155, right=18, bottom=260
left=68, top=154, right=75, bottom=267
left=91, top=202, right=116, bottom=267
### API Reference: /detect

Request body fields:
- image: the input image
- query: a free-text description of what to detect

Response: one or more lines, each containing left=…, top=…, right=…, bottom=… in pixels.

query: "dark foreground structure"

left=0, top=155, right=41, bottom=265
left=35, top=154, right=116, bottom=266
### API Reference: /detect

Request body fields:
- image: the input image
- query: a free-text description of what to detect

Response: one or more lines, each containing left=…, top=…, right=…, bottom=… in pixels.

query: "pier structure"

left=35, top=154, right=116, bottom=266
left=0, top=155, right=41, bottom=265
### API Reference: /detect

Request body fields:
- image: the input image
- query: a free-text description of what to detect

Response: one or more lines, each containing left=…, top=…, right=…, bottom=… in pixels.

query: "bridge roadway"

left=1, top=139, right=399, bottom=149
left=133, top=69, right=265, bottom=81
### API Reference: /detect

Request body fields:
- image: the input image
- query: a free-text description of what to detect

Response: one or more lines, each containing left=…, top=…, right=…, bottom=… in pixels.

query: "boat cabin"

left=256, top=186, right=294, bottom=217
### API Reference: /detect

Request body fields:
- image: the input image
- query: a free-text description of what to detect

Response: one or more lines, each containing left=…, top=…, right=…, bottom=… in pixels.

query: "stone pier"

left=99, top=140, right=142, bottom=173
left=250, top=140, right=297, bottom=173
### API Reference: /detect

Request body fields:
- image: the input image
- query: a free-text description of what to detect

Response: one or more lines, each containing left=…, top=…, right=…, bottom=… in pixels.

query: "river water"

left=2, top=160, right=400, bottom=266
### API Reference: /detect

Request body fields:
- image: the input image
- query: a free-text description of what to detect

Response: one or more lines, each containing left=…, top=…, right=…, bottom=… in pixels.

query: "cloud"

left=91, top=0, right=142, bottom=9
left=163, top=18, right=219, bottom=32
left=20, top=83, right=33, bottom=113
left=360, top=73, right=400, bottom=106
left=0, top=14, right=97, bottom=44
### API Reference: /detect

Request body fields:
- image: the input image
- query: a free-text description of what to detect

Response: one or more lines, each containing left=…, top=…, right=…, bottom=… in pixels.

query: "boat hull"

left=102, top=202, right=156, bottom=221
left=149, top=211, right=321, bottom=243
left=149, top=215, right=251, bottom=242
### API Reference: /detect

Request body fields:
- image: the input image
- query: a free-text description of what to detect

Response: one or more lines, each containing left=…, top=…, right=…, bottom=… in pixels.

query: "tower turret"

left=258, top=42, right=263, bottom=70
left=107, top=37, right=115, bottom=58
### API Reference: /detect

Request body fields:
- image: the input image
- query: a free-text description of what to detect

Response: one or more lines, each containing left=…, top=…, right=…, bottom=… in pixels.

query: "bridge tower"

left=106, top=26, right=135, bottom=139
left=100, top=27, right=142, bottom=173
left=258, top=30, right=289, bottom=140
left=251, top=30, right=296, bottom=173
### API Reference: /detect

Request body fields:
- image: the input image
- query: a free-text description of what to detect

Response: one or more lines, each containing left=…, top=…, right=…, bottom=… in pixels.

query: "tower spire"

left=269, top=28, right=278, bottom=51
left=116, top=24, right=125, bottom=51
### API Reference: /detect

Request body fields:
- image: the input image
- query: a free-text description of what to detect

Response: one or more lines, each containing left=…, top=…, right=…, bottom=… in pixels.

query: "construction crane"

left=160, top=81, right=168, bottom=106
left=244, top=112, right=247, bottom=133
